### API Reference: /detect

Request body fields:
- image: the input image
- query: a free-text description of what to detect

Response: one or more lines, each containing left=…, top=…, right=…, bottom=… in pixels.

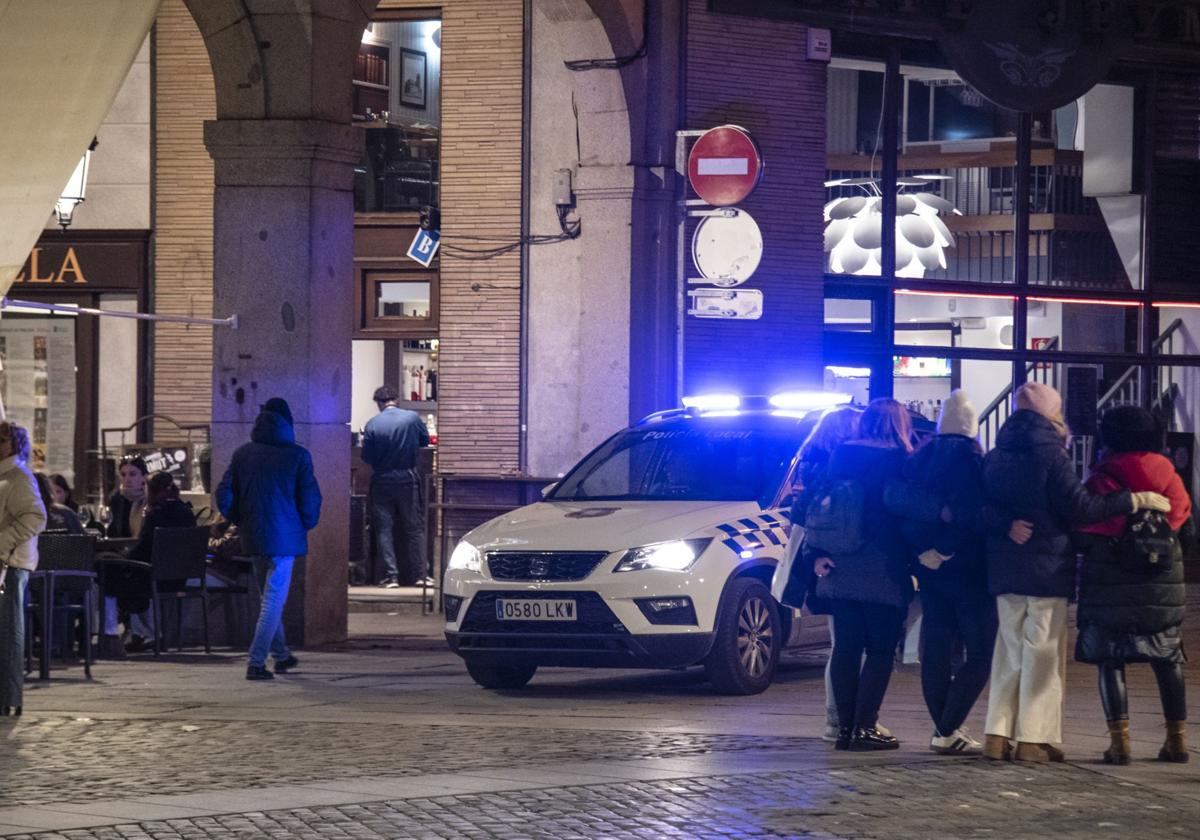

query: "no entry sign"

left=687, top=125, right=763, bottom=206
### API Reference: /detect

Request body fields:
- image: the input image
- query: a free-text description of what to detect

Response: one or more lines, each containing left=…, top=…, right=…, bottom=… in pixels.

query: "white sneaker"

left=930, top=727, right=983, bottom=755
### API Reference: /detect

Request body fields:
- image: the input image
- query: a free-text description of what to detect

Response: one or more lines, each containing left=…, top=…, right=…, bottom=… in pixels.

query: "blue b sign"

left=407, top=228, right=440, bottom=267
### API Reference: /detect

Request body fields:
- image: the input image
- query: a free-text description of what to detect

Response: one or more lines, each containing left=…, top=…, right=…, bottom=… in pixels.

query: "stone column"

left=205, top=119, right=362, bottom=646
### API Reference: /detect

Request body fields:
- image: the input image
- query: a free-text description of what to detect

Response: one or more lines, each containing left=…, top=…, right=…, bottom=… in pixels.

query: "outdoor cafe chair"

left=26, top=533, right=97, bottom=679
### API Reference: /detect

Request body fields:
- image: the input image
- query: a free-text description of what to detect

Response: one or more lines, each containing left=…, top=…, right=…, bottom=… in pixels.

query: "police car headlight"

left=448, top=541, right=482, bottom=573
left=613, top=538, right=712, bottom=573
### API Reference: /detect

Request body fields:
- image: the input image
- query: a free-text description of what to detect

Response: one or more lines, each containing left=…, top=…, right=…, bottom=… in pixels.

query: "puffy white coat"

left=0, top=456, right=46, bottom=571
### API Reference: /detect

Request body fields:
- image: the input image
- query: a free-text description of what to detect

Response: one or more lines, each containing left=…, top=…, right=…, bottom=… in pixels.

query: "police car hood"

left=465, top=500, right=761, bottom=553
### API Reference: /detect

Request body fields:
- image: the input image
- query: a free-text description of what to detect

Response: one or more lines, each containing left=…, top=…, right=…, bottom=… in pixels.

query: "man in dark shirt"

left=362, top=386, right=430, bottom=587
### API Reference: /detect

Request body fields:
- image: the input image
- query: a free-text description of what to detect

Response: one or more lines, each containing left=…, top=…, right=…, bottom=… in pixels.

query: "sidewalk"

left=0, top=600, right=1196, bottom=838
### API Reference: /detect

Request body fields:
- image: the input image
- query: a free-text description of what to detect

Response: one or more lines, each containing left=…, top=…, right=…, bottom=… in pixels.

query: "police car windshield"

left=549, top=424, right=802, bottom=502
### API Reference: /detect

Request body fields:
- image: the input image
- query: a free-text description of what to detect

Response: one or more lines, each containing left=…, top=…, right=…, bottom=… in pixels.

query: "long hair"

left=145, top=471, right=181, bottom=511
left=798, top=406, right=861, bottom=464
left=0, top=421, right=32, bottom=463
left=857, top=398, right=914, bottom=453
left=49, top=473, right=78, bottom=511
left=34, top=472, right=56, bottom=510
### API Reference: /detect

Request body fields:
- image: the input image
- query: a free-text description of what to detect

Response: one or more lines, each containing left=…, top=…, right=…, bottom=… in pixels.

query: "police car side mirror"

left=541, top=482, right=558, bottom=499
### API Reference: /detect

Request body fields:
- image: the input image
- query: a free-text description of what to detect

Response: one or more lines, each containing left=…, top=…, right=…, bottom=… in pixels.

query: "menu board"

left=0, top=317, right=77, bottom=482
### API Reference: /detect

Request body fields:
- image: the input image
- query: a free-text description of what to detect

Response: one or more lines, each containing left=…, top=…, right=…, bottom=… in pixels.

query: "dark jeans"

left=370, top=479, right=425, bottom=584
left=1099, top=660, right=1188, bottom=722
left=919, top=584, right=998, bottom=736
left=829, top=599, right=906, bottom=731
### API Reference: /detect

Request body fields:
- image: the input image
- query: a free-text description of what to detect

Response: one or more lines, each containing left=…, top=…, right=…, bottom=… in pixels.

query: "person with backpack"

left=776, top=406, right=862, bottom=743
left=886, top=390, right=996, bottom=755
left=810, top=398, right=921, bottom=751
left=1074, top=406, right=1191, bottom=765
left=981, top=383, right=1171, bottom=762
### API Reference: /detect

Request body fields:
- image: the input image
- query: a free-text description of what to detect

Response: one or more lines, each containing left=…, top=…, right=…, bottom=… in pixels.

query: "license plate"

left=495, top=598, right=577, bottom=621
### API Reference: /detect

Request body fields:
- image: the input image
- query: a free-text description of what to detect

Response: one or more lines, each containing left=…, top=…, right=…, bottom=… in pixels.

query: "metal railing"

left=1096, top=319, right=1185, bottom=416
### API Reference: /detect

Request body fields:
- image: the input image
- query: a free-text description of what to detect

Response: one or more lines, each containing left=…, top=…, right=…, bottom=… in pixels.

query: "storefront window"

left=353, top=17, right=441, bottom=213
left=893, top=290, right=1013, bottom=348
left=1024, top=298, right=1139, bottom=354
left=376, top=280, right=430, bottom=319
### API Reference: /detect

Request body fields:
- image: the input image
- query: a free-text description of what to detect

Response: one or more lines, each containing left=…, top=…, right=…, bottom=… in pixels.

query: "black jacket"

left=982, top=410, right=1132, bottom=598
left=813, top=441, right=914, bottom=608
left=887, top=434, right=989, bottom=596
left=216, top=411, right=323, bottom=556
left=106, top=491, right=144, bottom=538
left=126, top=499, right=197, bottom=564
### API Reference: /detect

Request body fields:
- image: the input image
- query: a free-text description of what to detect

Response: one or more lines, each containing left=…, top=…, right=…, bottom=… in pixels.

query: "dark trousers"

left=370, top=480, right=425, bottom=584
left=919, top=583, right=998, bottom=736
left=829, top=599, right=906, bottom=731
left=1099, top=660, right=1188, bottom=722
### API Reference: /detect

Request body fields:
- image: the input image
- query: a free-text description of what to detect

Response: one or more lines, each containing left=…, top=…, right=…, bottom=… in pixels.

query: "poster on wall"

left=0, top=317, right=76, bottom=482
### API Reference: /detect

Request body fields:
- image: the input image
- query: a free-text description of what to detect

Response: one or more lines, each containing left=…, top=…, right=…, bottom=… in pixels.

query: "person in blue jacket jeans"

left=217, top=398, right=322, bottom=680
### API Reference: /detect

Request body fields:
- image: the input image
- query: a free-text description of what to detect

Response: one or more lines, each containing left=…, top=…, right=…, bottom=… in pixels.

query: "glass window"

left=1025, top=298, right=1139, bottom=354
left=893, top=290, right=1013, bottom=348
left=353, top=17, right=441, bottom=212
left=1149, top=305, right=1200, bottom=355
left=376, top=280, right=430, bottom=319
left=824, top=297, right=872, bottom=332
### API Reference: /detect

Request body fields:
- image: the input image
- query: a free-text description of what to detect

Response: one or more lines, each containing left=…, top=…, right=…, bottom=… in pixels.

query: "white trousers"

left=984, top=594, right=1068, bottom=744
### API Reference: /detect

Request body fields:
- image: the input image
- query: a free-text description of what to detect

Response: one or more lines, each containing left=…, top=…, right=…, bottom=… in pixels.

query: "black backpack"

left=803, top=478, right=867, bottom=556
left=1117, top=509, right=1180, bottom=574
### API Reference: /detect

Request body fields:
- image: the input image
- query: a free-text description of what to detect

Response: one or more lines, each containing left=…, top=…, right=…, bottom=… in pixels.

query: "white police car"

left=443, top=393, right=841, bottom=694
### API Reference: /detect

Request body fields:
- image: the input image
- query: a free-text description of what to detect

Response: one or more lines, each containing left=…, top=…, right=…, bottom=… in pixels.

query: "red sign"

left=687, top=125, right=763, bottom=207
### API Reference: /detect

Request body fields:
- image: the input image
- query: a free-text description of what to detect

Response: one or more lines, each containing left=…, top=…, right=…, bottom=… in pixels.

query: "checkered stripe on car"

left=714, top=513, right=787, bottom=555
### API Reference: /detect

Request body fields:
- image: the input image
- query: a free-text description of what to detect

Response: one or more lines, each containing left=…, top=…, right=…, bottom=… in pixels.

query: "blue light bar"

left=769, top=391, right=852, bottom=411
left=681, top=394, right=741, bottom=411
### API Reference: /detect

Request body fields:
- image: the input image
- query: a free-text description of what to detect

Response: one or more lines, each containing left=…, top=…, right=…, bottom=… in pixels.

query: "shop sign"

left=407, top=228, right=440, bottom=267
left=12, top=235, right=146, bottom=292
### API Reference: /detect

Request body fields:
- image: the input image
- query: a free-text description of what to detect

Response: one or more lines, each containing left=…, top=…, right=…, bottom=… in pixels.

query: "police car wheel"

left=465, top=660, right=537, bottom=690
left=704, top=578, right=780, bottom=695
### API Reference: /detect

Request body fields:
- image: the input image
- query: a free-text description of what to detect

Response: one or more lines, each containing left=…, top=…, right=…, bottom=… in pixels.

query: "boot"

left=833, top=725, right=854, bottom=751
left=1103, top=719, right=1131, bottom=766
left=1159, top=720, right=1189, bottom=764
left=1015, top=741, right=1065, bottom=763
left=982, top=734, right=1012, bottom=761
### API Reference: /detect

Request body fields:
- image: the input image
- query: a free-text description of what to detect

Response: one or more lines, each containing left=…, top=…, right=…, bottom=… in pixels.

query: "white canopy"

left=0, top=0, right=161, bottom=296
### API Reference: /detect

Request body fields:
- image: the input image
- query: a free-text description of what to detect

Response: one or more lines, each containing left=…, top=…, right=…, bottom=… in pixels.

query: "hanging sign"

left=687, top=125, right=763, bottom=207
left=407, top=228, right=440, bottom=267
left=691, top=210, right=764, bottom=287
left=687, top=288, right=763, bottom=320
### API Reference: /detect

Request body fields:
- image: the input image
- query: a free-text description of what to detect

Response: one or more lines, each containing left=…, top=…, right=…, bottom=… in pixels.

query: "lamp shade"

left=54, top=137, right=97, bottom=230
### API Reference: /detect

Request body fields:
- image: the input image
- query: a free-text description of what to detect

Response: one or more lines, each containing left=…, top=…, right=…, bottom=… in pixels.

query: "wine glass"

left=97, top=505, right=112, bottom=538
left=78, top=505, right=93, bottom=529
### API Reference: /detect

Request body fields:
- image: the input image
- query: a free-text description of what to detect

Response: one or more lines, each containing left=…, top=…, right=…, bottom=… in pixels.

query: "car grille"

left=486, top=551, right=608, bottom=582
left=459, top=591, right=627, bottom=635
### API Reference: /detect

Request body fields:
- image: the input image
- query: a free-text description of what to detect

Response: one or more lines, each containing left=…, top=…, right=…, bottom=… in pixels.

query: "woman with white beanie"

left=980, top=382, right=1170, bottom=761
left=887, top=390, right=996, bottom=754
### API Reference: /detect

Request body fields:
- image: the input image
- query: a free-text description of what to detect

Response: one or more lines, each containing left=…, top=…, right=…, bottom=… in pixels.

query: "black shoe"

left=246, top=665, right=275, bottom=681
left=0, top=706, right=21, bottom=717
left=833, top=726, right=854, bottom=751
left=125, top=634, right=150, bottom=654
left=274, top=655, right=299, bottom=674
left=849, top=726, right=901, bottom=751
left=98, top=634, right=127, bottom=660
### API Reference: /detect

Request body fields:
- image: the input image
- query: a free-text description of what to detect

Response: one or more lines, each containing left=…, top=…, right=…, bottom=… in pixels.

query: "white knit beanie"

left=937, top=389, right=979, bottom=439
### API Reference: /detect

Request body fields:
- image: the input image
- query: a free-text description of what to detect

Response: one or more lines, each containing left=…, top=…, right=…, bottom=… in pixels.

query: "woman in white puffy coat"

left=0, top=421, right=47, bottom=717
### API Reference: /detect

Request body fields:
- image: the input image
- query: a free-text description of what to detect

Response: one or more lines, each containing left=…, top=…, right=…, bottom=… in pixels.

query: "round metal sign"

left=939, top=0, right=1134, bottom=112
left=687, top=125, right=763, bottom=207
left=691, top=209, right=763, bottom=286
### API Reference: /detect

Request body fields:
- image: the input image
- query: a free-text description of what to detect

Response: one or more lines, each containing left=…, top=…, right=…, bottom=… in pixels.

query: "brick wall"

left=152, top=0, right=215, bottom=437
left=380, top=0, right=525, bottom=474
left=684, top=0, right=826, bottom=394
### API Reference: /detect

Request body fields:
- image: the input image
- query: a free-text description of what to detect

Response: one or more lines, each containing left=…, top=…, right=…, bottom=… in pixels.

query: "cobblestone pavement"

left=6, top=761, right=1198, bottom=839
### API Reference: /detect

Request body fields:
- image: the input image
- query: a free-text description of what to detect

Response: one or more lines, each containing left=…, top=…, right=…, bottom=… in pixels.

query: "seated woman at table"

left=107, top=456, right=149, bottom=538
left=35, top=472, right=84, bottom=534
left=49, top=474, right=79, bottom=513
left=100, top=471, right=195, bottom=654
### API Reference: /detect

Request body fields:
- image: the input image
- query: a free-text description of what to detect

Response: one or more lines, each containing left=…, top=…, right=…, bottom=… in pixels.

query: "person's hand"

left=918, top=548, right=952, bottom=570
left=1008, top=519, right=1033, bottom=545
left=1131, top=491, right=1171, bottom=513
left=814, top=556, right=835, bottom=577
left=940, top=505, right=954, bottom=523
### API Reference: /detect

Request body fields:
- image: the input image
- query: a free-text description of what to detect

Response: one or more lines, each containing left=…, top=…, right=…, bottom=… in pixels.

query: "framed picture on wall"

left=400, top=48, right=427, bottom=109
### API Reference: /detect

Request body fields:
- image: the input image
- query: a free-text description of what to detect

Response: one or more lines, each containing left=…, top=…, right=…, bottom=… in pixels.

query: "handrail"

left=1097, top=319, right=1185, bottom=408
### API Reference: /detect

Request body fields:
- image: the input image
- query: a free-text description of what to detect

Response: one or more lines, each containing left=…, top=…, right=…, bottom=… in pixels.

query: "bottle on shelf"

left=425, top=366, right=437, bottom=402
left=426, top=413, right=437, bottom=446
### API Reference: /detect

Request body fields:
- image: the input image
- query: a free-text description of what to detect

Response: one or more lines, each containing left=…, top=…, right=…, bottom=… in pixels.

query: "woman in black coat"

left=887, top=390, right=996, bottom=755
left=810, top=398, right=919, bottom=751
left=980, top=383, right=1168, bottom=763
left=1074, top=406, right=1192, bottom=764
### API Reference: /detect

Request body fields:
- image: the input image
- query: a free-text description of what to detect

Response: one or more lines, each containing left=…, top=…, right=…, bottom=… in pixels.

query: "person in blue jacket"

left=217, top=398, right=322, bottom=680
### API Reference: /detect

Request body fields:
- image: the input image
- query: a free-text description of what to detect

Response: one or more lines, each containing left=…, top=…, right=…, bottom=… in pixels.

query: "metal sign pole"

left=1, top=297, right=238, bottom=328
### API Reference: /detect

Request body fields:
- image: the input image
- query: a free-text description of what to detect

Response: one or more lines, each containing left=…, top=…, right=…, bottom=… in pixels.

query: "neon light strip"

left=895, top=289, right=1142, bottom=307
left=895, top=289, right=1014, bottom=301
left=1152, top=302, right=1200, bottom=309
left=1028, top=296, right=1140, bottom=307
